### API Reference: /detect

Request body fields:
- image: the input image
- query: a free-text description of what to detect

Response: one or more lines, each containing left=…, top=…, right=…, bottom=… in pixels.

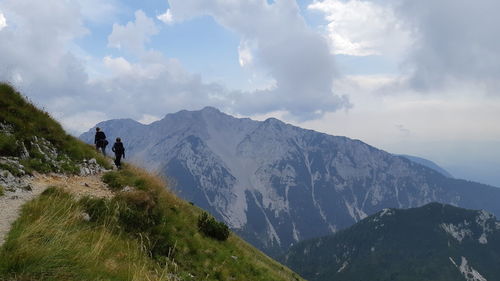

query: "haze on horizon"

left=0, top=0, right=499, bottom=187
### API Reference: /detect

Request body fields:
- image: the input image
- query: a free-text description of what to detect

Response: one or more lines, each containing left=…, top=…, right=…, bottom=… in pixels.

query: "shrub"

left=21, top=158, right=53, bottom=174
left=197, top=212, right=230, bottom=241
left=41, top=186, right=70, bottom=198
left=0, top=163, right=23, bottom=177
left=116, top=190, right=161, bottom=233
left=0, top=185, right=4, bottom=196
left=101, top=171, right=125, bottom=191
left=0, top=133, right=18, bottom=156
left=80, top=197, right=111, bottom=223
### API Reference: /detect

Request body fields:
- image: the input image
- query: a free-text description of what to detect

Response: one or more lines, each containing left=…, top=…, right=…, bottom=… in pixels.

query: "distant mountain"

left=81, top=107, right=500, bottom=256
left=399, top=154, right=453, bottom=178
left=283, top=203, right=500, bottom=281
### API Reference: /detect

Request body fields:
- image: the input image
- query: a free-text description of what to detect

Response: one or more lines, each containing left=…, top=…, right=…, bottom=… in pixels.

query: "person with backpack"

left=94, top=127, right=108, bottom=155
left=112, top=137, right=125, bottom=169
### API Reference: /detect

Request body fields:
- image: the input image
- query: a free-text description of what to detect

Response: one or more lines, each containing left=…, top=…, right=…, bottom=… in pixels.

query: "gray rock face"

left=80, top=107, right=500, bottom=256
left=79, top=158, right=107, bottom=176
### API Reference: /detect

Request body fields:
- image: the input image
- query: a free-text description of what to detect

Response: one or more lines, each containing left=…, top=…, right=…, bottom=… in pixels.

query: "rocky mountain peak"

left=200, top=106, right=223, bottom=115
left=80, top=108, right=500, bottom=257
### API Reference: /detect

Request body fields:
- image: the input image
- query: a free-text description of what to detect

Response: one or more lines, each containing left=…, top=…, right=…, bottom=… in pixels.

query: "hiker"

left=112, top=137, right=125, bottom=169
left=94, top=127, right=108, bottom=155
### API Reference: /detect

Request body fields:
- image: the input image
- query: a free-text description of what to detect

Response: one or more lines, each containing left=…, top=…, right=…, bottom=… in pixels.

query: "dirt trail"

left=0, top=173, right=113, bottom=246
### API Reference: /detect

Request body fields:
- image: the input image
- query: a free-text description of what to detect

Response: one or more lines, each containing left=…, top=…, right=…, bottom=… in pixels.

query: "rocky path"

left=0, top=173, right=113, bottom=246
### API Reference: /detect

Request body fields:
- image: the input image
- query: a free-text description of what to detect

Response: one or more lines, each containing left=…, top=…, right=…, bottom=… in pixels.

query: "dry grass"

left=0, top=165, right=304, bottom=281
left=0, top=187, right=173, bottom=281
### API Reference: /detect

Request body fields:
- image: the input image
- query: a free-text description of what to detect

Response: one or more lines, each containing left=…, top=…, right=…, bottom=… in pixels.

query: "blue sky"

left=0, top=0, right=499, bottom=187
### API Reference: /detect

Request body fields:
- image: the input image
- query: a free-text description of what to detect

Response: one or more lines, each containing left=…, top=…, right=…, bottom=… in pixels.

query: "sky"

left=0, top=0, right=499, bottom=187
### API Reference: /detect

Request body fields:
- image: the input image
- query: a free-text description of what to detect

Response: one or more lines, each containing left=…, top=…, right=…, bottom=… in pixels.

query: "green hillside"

left=283, top=203, right=500, bottom=281
left=0, top=82, right=110, bottom=174
left=0, top=83, right=304, bottom=281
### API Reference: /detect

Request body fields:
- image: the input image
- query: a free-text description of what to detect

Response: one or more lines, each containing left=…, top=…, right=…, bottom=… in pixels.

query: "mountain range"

left=283, top=202, right=500, bottom=281
left=81, top=107, right=500, bottom=256
left=399, top=154, right=453, bottom=178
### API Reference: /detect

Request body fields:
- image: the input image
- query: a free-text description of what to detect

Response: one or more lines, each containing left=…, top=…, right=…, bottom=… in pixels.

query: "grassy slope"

left=0, top=83, right=110, bottom=173
left=0, top=83, right=303, bottom=281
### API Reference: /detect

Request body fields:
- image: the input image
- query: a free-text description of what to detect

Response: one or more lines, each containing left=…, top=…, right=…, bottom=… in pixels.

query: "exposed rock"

left=0, top=157, right=26, bottom=176
left=19, top=141, right=30, bottom=159
left=0, top=122, right=14, bottom=134
left=0, top=167, right=31, bottom=193
left=121, top=186, right=135, bottom=192
left=79, top=158, right=106, bottom=176
left=81, top=212, right=91, bottom=222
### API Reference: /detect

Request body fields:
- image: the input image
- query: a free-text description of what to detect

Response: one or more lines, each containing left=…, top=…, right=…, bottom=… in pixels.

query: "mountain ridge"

left=283, top=202, right=500, bottom=281
left=81, top=107, right=500, bottom=256
left=399, top=154, right=453, bottom=178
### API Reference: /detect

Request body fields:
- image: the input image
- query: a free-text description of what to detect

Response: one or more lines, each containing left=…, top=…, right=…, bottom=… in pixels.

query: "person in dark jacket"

left=112, top=137, right=125, bottom=169
left=94, top=127, right=108, bottom=155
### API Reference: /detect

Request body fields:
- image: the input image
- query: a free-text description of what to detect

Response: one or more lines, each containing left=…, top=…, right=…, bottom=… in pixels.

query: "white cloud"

left=103, top=56, right=132, bottom=75
left=138, top=114, right=161, bottom=124
left=0, top=12, right=7, bottom=30
left=157, top=9, right=174, bottom=24
left=0, top=1, right=228, bottom=133
left=0, top=0, right=88, bottom=96
left=164, top=0, right=351, bottom=120
left=55, top=110, right=109, bottom=135
left=308, top=0, right=411, bottom=57
left=393, top=0, right=500, bottom=93
left=238, top=40, right=253, bottom=67
left=301, top=74, right=500, bottom=145
left=108, top=10, right=159, bottom=54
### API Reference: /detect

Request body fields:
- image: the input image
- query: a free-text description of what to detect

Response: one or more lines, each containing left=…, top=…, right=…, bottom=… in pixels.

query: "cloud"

left=157, top=9, right=174, bottom=24
left=164, top=0, right=351, bottom=120
left=0, top=1, right=233, bottom=133
left=391, top=0, right=500, bottom=92
left=238, top=40, right=254, bottom=67
left=103, top=56, right=133, bottom=75
left=0, top=0, right=352, bottom=134
left=0, top=0, right=88, bottom=98
left=0, top=12, right=6, bottom=30
left=395, top=124, right=410, bottom=136
left=76, top=0, right=120, bottom=24
left=309, top=0, right=411, bottom=57
left=108, top=10, right=159, bottom=54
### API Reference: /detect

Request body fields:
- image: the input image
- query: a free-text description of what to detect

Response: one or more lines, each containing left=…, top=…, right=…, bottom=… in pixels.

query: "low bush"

left=22, top=158, right=54, bottom=174
left=0, top=162, right=23, bottom=177
left=116, top=190, right=162, bottom=233
left=198, top=212, right=230, bottom=241
left=0, top=185, right=4, bottom=196
left=0, top=133, right=18, bottom=156
left=80, top=197, right=112, bottom=223
left=102, top=168, right=161, bottom=192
